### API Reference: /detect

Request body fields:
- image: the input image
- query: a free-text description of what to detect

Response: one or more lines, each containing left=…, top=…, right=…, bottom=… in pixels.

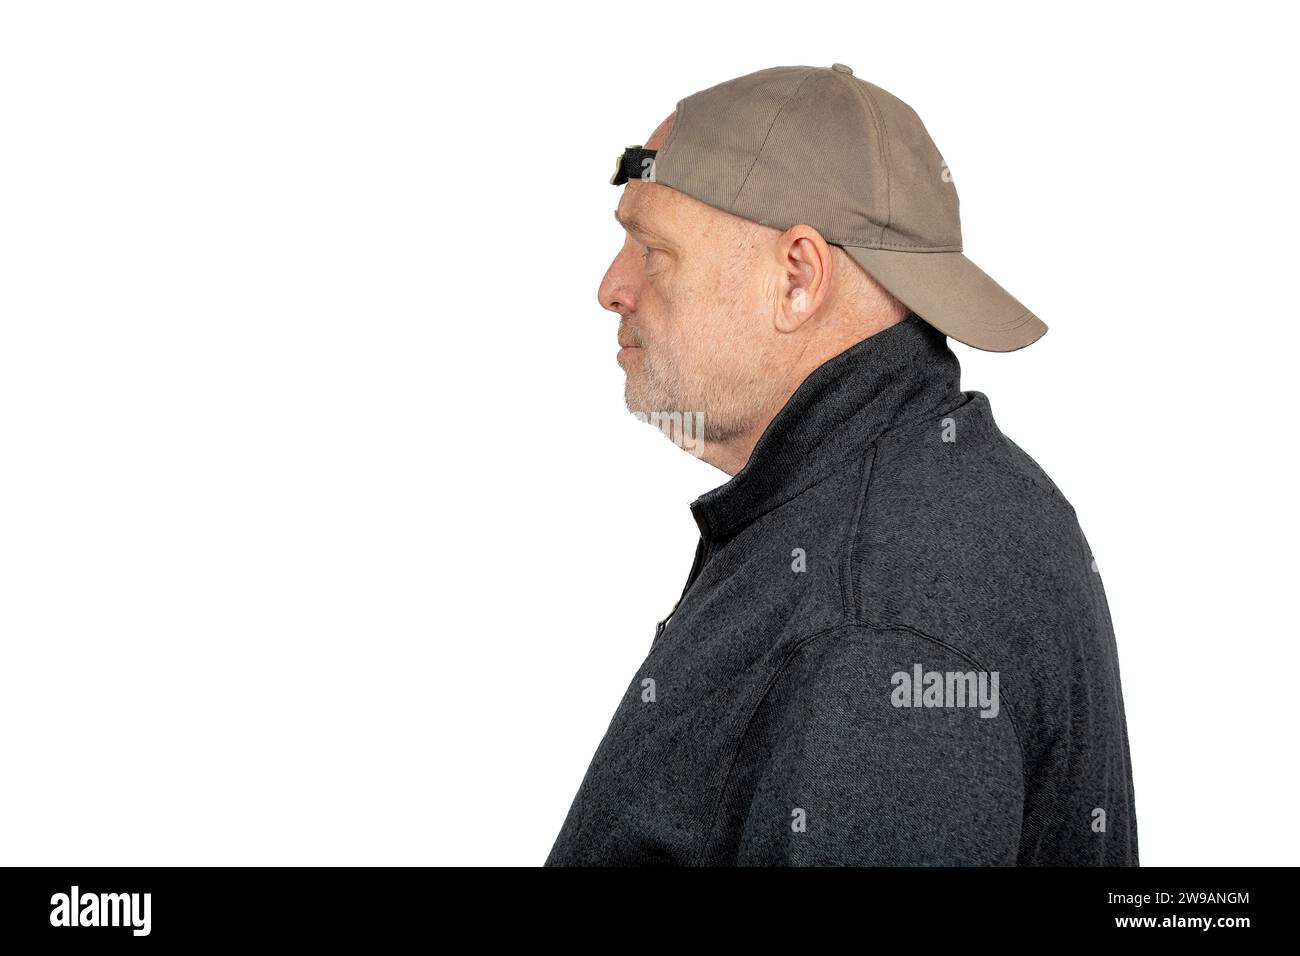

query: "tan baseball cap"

left=610, top=64, right=1047, bottom=352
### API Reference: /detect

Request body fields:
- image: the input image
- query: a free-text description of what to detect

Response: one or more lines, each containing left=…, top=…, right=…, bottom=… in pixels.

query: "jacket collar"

left=689, top=313, right=963, bottom=542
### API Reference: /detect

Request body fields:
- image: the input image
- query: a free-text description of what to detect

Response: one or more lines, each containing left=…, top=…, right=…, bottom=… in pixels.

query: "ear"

left=774, top=225, right=834, bottom=333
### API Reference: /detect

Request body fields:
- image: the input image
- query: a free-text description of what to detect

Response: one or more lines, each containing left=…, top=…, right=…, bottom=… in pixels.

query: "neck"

left=700, top=385, right=798, bottom=476
left=701, top=320, right=905, bottom=476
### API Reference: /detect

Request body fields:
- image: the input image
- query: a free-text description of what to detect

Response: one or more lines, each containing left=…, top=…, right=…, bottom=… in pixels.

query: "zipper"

left=656, top=535, right=712, bottom=637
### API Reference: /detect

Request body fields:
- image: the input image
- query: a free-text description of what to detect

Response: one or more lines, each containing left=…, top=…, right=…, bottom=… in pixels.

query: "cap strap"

left=610, top=146, right=657, bottom=185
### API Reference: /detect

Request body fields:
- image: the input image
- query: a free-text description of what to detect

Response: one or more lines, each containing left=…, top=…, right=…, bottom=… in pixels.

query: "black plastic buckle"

left=610, top=145, right=657, bottom=185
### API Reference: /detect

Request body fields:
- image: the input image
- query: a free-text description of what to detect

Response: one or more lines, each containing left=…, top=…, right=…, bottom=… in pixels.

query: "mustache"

left=617, top=320, right=647, bottom=348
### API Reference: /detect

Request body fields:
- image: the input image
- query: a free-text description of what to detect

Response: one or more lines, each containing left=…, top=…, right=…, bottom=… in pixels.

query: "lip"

left=617, top=345, right=641, bottom=362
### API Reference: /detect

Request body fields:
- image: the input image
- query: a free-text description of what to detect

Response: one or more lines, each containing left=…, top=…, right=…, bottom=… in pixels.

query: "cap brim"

left=840, top=246, right=1047, bottom=352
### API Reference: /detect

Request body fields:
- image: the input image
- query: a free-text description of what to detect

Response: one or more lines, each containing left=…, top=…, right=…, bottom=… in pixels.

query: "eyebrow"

left=614, top=208, right=669, bottom=243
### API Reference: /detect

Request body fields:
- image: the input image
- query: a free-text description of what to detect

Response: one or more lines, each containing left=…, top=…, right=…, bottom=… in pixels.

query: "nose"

left=597, top=241, right=639, bottom=316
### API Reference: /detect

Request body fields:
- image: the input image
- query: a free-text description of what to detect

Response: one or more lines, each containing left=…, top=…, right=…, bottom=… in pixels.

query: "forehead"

left=616, top=181, right=705, bottom=243
left=615, top=181, right=667, bottom=222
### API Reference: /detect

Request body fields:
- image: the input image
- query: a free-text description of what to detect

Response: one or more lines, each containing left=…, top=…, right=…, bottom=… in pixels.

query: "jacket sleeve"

left=723, top=627, right=1025, bottom=865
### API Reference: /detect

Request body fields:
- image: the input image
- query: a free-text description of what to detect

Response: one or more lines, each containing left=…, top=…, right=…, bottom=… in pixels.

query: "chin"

left=624, top=387, right=665, bottom=418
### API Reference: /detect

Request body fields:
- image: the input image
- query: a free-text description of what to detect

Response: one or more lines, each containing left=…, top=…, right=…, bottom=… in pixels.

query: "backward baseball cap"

left=609, top=64, right=1047, bottom=352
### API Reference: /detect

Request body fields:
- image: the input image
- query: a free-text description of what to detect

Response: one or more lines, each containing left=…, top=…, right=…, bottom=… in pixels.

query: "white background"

left=1, top=1, right=1296, bottom=866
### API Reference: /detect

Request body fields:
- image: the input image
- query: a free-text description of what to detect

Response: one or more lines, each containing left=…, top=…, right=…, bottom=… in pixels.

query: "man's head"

left=600, top=112, right=909, bottom=468
left=598, top=66, right=1046, bottom=473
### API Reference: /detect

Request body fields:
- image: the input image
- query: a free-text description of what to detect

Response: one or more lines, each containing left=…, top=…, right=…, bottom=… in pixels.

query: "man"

left=546, top=64, right=1137, bottom=865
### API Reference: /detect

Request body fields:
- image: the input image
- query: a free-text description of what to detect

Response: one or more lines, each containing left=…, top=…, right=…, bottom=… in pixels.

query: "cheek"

left=654, top=256, right=760, bottom=356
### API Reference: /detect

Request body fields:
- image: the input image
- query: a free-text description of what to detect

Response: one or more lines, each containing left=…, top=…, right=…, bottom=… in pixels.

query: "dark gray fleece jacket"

left=546, top=314, right=1138, bottom=866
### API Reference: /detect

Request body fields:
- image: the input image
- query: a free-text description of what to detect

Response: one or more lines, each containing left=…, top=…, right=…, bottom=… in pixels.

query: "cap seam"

left=978, top=309, right=1036, bottom=330
left=732, top=68, right=818, bottom=208
left=835, top=239, right=962, bottom=252
left=658, top=95, right=687, bottom=166
left=848, top=79, right=893, bottom=245
left=933, top=310, right=1037, bottom=332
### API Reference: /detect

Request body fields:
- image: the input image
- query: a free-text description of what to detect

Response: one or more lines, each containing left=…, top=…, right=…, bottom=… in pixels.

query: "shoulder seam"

left=693, top=621, right=858, bottom=865
left=840, top=446, right=877, bottom=620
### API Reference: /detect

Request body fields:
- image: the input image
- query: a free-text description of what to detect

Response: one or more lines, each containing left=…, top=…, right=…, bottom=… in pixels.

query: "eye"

left=638, top=245, right=667, bottom=275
